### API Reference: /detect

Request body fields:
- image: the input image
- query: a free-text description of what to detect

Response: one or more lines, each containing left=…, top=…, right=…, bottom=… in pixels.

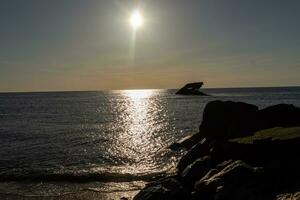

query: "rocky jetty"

left=176, top=82, right=208, bottom=95
left=133, top=101, right=300, bottom=200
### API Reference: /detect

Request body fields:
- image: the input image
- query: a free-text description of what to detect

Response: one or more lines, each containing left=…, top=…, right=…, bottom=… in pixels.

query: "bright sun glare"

left=130, top=10, right=143, bottom=30
left=123, top=90, right=153, bottom=99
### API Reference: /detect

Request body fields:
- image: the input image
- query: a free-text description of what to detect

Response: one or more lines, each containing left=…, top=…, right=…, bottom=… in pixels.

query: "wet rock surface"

left=133, top=177, right=189, bottom=200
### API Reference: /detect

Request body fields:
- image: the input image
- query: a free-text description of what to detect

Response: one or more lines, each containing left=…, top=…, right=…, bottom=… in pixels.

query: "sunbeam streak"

left=129, top=9, right=144, bottom=64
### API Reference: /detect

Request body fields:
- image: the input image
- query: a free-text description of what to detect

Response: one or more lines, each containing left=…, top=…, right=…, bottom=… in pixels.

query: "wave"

left=0, top=187, right=142, bottom=198
left=0, top=171, right=169, bottom=183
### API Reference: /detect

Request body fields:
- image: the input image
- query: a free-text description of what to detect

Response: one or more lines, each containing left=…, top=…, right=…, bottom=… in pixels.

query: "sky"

left=0, top=0, right=300, bottom=92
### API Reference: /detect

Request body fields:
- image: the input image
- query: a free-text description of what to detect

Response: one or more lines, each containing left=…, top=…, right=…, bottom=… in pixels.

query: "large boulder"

left=170, top=102, right=300, bottom=150
left=177, top=138, right=211, bottom=173
left=193, top=160, right=265, bottom=200
left=214, top=128, right=300, bottom=166
left=169, top=134, right=204, bottom=150
left=276, top=192, right=300, bottom=200
left=257, top=104, right=300, bottom=130
left=180, top=156, right=210, bottom=187
left=199, top=101, right=259, bottom=141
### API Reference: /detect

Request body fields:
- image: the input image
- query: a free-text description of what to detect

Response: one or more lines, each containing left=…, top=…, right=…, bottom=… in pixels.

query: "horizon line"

left=0, top=85, right=300, bottom=94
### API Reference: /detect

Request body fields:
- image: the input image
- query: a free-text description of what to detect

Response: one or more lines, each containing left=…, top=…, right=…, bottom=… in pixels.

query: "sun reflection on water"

left=122, top=89, right=155, bottom=99
left=122, top=90, right=156, bottom=148
left=105, top=89, right=178, bottom=175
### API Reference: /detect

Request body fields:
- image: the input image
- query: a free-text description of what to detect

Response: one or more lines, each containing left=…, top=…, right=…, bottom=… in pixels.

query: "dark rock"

left=194, top=160, right=265, bottom=200
left=169, top=134, right=202, bottom=150
left=134, top=101, right=300, bottom=200
left=168, top=142, right=182, bottom=151
left=176, top=82, right=208, bottom=95
left=177, top=138, right=210, bottom=173
left=189, top=169, right=219, bottom=200
left=180, top=156, right=210, bottom=187
left=194, top=160, right=253, bottom=189
left=208, top=135, right=300, bottom=194
left=197, top=102, right=300, bottom=143
left=133, top=177, right=189, bottom=200
left=169, top=134, right=205, bottom=150
left=170, top=102, right=300, bottom=150
left=257, top=104, right=300, bottom=130
left=212, top=136, right=300, bottom=167
left=199, top=101, right=259, bottom=141
left=215, top=160, right=234, bottom=170
left=276, top=192, right=300, bottom=200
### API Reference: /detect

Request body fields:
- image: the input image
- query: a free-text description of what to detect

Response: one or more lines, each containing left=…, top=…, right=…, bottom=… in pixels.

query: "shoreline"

left=0, top=180, right=144, bottom=200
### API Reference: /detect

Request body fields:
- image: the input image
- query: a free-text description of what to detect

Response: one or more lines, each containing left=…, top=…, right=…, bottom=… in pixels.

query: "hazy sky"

left=1, top=0, right=300, bottom=92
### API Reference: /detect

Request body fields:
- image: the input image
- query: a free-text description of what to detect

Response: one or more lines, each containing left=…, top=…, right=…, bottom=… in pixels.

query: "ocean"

left=0, top=87, right=300, bottom=199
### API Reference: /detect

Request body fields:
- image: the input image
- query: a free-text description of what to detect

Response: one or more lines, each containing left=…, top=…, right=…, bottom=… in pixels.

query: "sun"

left=130, top=10, right=143, bottom=30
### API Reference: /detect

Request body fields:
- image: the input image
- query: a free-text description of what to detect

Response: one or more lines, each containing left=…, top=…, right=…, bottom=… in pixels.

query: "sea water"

left=0, top=87, right=299, bottom=199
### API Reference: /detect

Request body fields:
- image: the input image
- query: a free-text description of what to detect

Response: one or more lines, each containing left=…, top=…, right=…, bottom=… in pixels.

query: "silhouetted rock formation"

left=257, top=104, right=300, bottom=130
left=133, top=101, right=300, bottom=200
left=199, top=101, right=259, bottom=141
left=180, top=156, right=210, bottom=187
left=133, top=177, right=189, bottom=200
left=193, top=160, right=266, bottom=200
left=177, top=139, right=210, bottom=173
left=171, top=101, right=300, bottom=149
left=135, top=133, right=300, bottom=200
left=176, top=82, right=208, bottom=95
